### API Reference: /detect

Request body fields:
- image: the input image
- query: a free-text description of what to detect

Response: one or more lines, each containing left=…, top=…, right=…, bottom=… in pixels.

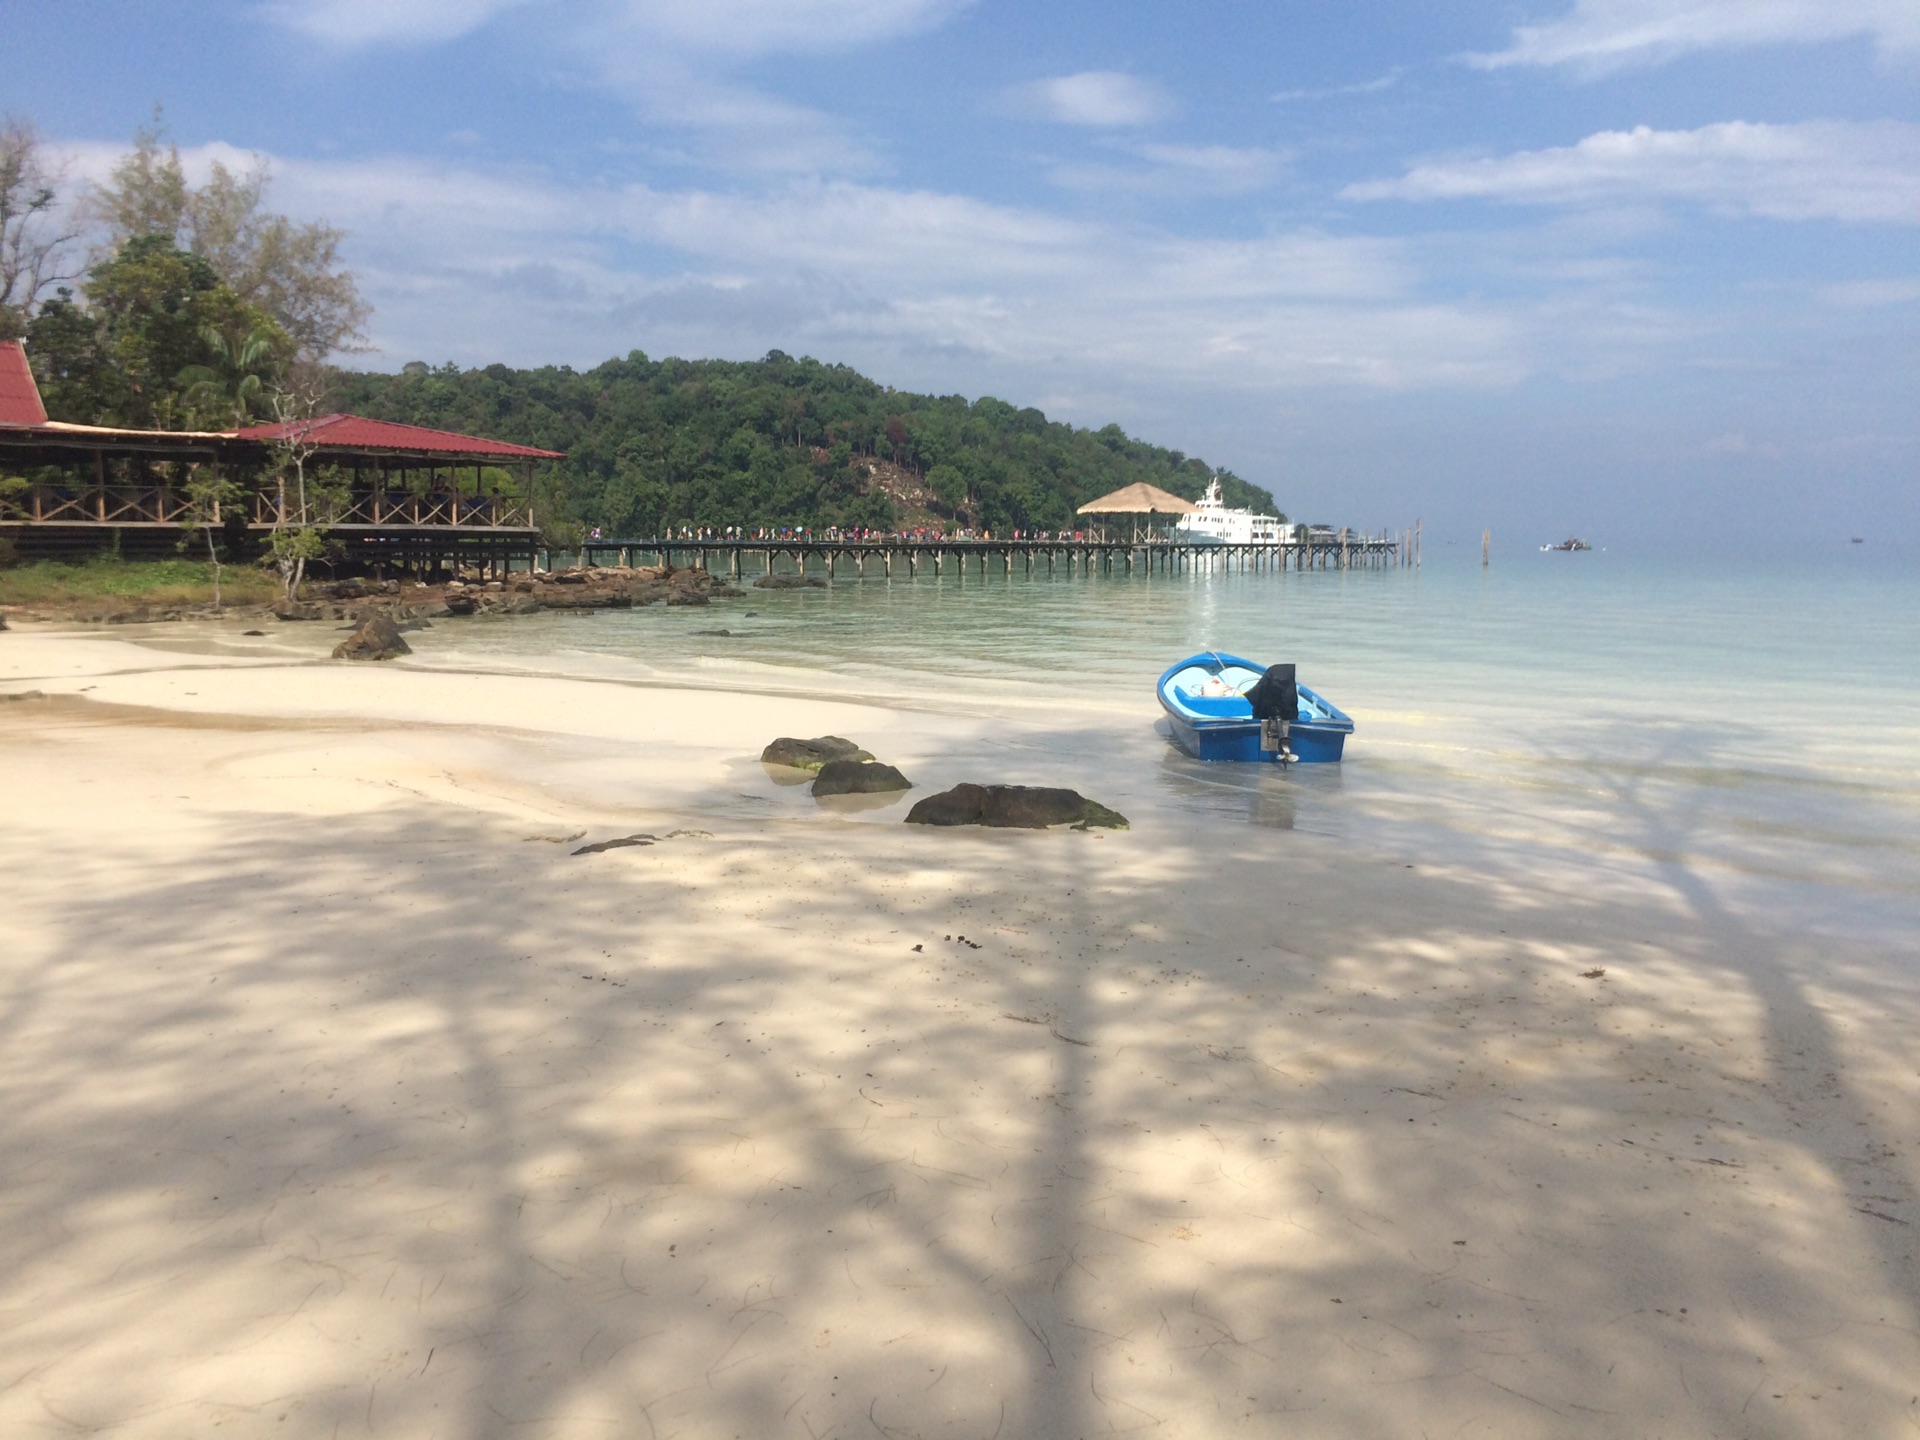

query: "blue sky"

left=14, top=0, right=1920, bottom=548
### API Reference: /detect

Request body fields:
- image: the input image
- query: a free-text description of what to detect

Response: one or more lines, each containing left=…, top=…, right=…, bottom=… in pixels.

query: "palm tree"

left=177, top=322, right=278, bottom=430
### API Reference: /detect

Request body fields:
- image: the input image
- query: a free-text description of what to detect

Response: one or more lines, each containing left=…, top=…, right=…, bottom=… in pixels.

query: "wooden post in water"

left=1482, top=529, right=1490, bottom=568
left=1416, top=518, right=1422, bottom=568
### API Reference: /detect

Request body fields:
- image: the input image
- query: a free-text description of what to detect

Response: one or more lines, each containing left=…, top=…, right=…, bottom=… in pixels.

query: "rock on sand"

left=812, top=759, right=912, bottom=796
left=761, top=736, right=873, bottom=770
left=905, top=783, right=1128, bottom=830
left=331, top=614, right=411, bottom=662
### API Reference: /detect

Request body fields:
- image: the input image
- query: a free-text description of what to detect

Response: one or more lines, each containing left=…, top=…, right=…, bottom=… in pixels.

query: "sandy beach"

left=3, top=621, right=1918, bottom=1439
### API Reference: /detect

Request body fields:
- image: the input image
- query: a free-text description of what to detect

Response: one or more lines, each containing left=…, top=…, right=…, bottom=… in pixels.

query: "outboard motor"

left=1246, top=663, right=1299, bottom=762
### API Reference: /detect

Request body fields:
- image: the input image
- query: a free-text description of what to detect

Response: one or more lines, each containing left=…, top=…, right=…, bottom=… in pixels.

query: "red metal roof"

left=233, top=413, right=563, bottom=460
left=0, top=341, right=49, bottom=428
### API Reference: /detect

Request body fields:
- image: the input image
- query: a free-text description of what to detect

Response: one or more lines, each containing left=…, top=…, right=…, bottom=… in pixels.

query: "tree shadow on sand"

left=2, top=724, right=1918, bottom=1438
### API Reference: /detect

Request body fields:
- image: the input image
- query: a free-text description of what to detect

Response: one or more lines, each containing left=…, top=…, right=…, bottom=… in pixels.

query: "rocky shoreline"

left=0, top=563, right=743, bottom=628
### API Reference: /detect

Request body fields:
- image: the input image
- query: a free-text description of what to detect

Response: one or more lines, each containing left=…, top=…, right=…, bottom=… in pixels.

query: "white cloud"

left=261, top=0, right=974, bottom=176
left=264, top=0, right=965, bottom=51
left=1271, top=69, right=1405, bottom=102
left=1344, top=121, right=1920, bottom=224
left=259, top=0, right=532, bottom=45
left=622, top=0, right=969, bottom=56
left=1006, top=72, right=1174, bottom=128
left=1823, top=277, right=1920, bottom=307
left=1050, top=143, right=1287, bottom=196
left=1473, top=0, right=1920, bottom=72
left=175, top=146, right=1544, bottom=391
left=1705, top=432, right=1782, bottom=459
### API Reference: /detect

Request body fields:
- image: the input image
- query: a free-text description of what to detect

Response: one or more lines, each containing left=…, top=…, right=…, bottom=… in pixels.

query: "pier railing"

left=572, top=533, right=1410, bottom=578
left=1, top=481, right=531, bottom=531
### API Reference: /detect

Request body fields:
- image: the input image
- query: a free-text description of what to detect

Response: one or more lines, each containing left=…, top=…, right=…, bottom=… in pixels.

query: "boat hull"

left=1156, top=653, right=1354, bottom=764
left=1164, top=712, right=1349, bottom=764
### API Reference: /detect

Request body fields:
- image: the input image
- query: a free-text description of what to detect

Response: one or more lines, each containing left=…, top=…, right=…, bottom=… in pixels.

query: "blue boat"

left=1157, top=652, right=1354, bottom=763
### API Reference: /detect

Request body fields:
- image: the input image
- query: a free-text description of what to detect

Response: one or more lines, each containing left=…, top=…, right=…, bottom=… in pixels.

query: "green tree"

left=92, top=116, right=368, bottom=361
left=258, top=387, right=347, bottom=600
left=28, top=235, right=287, bottom=428
left=176, top=462, right=243, bottom=610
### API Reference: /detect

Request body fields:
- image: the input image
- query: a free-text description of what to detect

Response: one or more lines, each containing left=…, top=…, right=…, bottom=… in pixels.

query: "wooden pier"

left=574, top=530, right=1409, bottom=579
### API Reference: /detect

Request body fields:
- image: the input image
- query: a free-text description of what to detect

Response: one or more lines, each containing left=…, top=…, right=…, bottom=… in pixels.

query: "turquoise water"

left=411, top=549, right=1920, bottom=949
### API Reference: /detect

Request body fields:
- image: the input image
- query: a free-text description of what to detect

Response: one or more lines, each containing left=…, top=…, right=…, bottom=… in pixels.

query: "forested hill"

left=329, top=351, right=1280, bottom=537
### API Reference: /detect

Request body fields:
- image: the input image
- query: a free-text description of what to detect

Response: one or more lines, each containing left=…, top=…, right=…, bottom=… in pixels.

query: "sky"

left=11, top=0, right=1920, bottom=549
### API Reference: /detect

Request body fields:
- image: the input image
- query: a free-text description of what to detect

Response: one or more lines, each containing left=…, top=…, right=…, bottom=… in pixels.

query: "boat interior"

left=1163, top=660, right=1325, bottom=720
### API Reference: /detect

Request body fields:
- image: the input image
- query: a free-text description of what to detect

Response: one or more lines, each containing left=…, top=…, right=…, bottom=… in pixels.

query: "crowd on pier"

left=585, top=524, right=1105, bottom=543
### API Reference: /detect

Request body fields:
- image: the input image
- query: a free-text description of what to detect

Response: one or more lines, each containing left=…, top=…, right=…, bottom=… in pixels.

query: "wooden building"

left=0, top=341, right=560, bottom=576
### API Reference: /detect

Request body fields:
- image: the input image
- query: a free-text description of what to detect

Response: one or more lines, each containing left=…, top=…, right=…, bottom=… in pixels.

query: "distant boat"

left=1850, top=537, right=1866, bottom=544
left=1157, top=652, right=1353, bottom=764
left=1169, top=478, right=1288, bottom=547
left=1541, top=537, right=1592, bottom=551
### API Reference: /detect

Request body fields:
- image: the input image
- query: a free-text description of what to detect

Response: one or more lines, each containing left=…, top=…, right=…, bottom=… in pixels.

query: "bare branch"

left=0, top=115, right=84, bottom=329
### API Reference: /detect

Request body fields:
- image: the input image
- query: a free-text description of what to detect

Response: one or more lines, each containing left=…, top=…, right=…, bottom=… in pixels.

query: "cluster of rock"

left=761, top=735, right=913, bottom=798
left=753, top=574, right=827, bottom=590
left=510, top=564, right=743, bottom=612
left=758, top=735, right=1127, bottom=829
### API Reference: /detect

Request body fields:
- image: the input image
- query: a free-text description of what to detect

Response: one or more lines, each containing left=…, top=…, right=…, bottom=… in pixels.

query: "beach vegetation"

left=0, top=554, right=277, bottom=607
left=258, top=387, right=347, bottom=601
left=175, top=462, right=244, bottom=610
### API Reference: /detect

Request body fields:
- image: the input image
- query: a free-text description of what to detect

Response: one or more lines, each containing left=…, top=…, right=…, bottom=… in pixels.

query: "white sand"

left=2, top=624, right=1918, bottom=1439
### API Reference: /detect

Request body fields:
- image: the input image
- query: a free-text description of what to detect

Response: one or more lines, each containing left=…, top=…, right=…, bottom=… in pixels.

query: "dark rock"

left=761, top=735, right=873, bottom=770
left=2, top=689, right=46, bottom=702
left=753, top=574, right=827, bottom=590
left=272, top=601, right=324, bottom=621
left=443, top=593, right=479, bottom=616
left=549, top=570, right=589, bottom=585
left=906, top=784, right=1128, bottom=830
left=812, top=760, right=912, bottom=797
left=242, top=629, right=266, bottom=636
left=332, top=613, right=411, bottom=661
left=0, top=613, right=9, bottom=631
left=904, top=782, right=988, bottom=826
left=572, top=833, right=656, bottom=855
left=664, top=590, right=710, bottom=607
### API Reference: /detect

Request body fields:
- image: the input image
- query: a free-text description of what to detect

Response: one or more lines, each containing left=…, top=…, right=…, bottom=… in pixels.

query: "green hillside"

left=329, top=351, right=1280, bottom=538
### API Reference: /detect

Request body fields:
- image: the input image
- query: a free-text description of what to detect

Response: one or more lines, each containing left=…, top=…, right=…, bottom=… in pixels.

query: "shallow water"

left=401, top=548, right=1920, bottom=951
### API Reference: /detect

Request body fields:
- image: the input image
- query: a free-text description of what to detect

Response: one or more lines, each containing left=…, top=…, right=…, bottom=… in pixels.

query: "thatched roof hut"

left=1075, top=482, right=1197, bottom=516
left=1074, top=482, right=1196, bottom=541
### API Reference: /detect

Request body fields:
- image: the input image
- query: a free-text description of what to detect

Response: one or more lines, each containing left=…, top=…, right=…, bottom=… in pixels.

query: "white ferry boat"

left=1170, top=478, right=1287, bottom=546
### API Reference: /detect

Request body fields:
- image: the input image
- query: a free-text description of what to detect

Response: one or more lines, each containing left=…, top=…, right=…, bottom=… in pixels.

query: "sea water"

left=406, top=548, right=1920, bottom=952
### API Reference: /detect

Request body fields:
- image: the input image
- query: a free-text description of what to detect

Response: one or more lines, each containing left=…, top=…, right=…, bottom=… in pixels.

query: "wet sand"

left=2, top=624, right=1917, bottom=1439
